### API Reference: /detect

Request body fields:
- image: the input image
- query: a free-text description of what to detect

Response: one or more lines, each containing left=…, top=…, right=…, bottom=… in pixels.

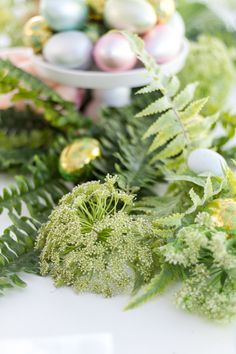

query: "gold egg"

left=149, top=0, right=175, bottom=23
left=206, top=198, right=236, bottom=234
left=23, top=16, right=53, bottom=53
left=86, top=0, right=105, bottom=20
left=59, top=138, right=101, bottom=180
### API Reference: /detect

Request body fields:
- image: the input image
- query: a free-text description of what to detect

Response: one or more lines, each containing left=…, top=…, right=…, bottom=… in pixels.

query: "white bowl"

left=33, top=39, right=189, bottom=90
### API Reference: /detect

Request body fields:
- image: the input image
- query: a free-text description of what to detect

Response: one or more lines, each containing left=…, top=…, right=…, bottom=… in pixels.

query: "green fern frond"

left=122, top=32, right=218, bottom=171
left=134, top=194, right=185, bottom=216
left=0, top=164, right=69, bottom=225
left=153, top=213, right=183, bottom=228
left=0, top=142, right=71, bottom=293
left=0, top=147, right=40, bottom=171
left=92, top=100, right=160, bottom=194
left=0, top=213, right=40, bottom=294
left=125, top=265, right=177, bottom=310
left=0, top=60, right=82, bottom=131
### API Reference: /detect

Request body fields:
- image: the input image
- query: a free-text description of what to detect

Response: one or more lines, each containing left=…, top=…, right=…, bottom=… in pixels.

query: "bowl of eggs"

left=24, top=0, right=188, bottom=107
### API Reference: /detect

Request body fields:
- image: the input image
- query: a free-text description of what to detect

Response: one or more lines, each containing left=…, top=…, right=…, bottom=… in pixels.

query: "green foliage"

left=0, top=108, right=62, bottom=171
left=0, top=213, right=40, bottom=294
left=123, top=32, right=218, bottom=172
left=36, top=176, right=158, bottom=297
left=179, top=36, right=235, bottom=115
left=0, top=60, right=82, bottom=131
left=125, top=265, right=177, bottom=310
left=127, top=169, right=236, bottom=321
left=0, top=136, right=72, bottom=293
left=165, top=220, right=236, bottom=322
left=177, top=0, right=236, bottom=46
left=213, top=111, right=236, bottom=162
left=92, top=93, right=160, bottom=194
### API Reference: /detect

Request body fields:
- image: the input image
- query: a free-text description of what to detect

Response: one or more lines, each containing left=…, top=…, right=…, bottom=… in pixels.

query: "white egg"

left=43, top=31, right=93, bottom=69
left=104, top=0, right=157, bottom=34
left=144, top=24, right=182, bottom=64
left=168, top=12, right=185, bottom=39
left=188, top=149, right=227, bottom=177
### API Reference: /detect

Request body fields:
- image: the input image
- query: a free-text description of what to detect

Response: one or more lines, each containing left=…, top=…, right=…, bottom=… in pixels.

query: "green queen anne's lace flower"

left=36, top=176, right=156, bottom=297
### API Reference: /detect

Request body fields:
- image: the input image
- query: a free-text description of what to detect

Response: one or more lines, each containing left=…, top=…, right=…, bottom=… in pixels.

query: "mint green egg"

left=40, top=0, right=88, bottom=32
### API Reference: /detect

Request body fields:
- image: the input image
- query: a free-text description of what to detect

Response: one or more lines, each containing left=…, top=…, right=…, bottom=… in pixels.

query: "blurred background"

left=0, top=0, right=236, bottom=48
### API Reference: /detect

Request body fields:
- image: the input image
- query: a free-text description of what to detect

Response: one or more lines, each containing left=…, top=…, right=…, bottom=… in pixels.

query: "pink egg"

left=144, top=24, right=182, bottom=64
left=93, top=33, right=137, bottom=72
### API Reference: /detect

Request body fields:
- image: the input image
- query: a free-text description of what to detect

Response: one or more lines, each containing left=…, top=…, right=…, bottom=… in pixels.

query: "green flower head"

left=36, top=176, right=156, bottom=297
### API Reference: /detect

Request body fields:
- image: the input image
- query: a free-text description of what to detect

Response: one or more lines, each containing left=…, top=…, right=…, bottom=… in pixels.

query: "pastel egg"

left=168, top=12, right=185, bottom=39
left=144, top=24, right=182, bottom=64
left=40, top=0, right=88, bottom=32
left=43, top=31, right=93, bottom=69
left=188, top=149, right=227, bottom=177
left=104, top=0, right=157, bottom=34
left=93, top=32, right=137, bottom=72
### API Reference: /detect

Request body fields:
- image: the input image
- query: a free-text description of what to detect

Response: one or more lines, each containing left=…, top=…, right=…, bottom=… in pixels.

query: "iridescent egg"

left=93, top=32, right=137, bottom=72
left=104, top=0, right=157, bottom=34
left=23, top=16, right=52, bottom=53
left=144, top=24, right=182, bottom=64
left=40, top=0, right=88, bottom=32
left=43, top=31, right=93, bottom=69
left=59, top=138, right=101, bottom=180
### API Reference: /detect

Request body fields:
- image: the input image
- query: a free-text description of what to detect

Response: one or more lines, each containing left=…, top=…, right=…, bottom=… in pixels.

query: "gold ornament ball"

left=59, top=138, right=101, bottom=180
left=86, top=0, right=105, bottom=20
left=149, top=0, right=175, bottom=23
left=23, top=16, right=53, bottom=53
left=207, top=198, right=236, bottom=234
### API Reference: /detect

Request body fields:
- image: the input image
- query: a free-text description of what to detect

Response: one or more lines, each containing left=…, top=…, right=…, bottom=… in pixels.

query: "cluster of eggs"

left=23, top=0, right=185, bottom=73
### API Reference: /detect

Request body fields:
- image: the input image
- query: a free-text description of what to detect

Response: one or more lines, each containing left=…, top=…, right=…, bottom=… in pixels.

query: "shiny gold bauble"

left=86, top=0, right=105, bottom=20
left=149, top=0, right=175, bottom=23
left=59, top=138, right=101, bottom=180
left=23, top=16, right=53, bottom=53
left=206, top=199, right=236, bottom=234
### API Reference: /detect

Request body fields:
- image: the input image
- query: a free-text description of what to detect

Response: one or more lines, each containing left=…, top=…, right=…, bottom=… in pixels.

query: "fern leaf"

left=125, top=266, right=176, bottom=310
left=152, top=134, right=185, bottom=161
left=148, top=123, right=182, bottom=154
left=180, top=98, right=209, bottom=122
left=173, top=83, right=198, bottom=111
left=153, top=213, right=183, bottom=228
left=0, top=213, right=40, bottom=294
left=0, top=60, right=82, bottom=131
left=143, top=109, right=177, bottom=140
left=122, top=32, right=217, bottom=171
left=136, top=82, right=160, bottom=95
left=165, top=76, right=181, bottom=97
left=0, top=143, right=71, bottom=293
left=136, top=96, right=171, bottom=117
